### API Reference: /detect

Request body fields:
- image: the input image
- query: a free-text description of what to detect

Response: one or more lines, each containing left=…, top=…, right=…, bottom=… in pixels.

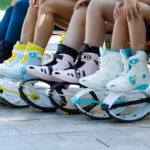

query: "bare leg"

left=33, top=0, right=76, bottom=48
left=85, top=0, right=117, bottom=47
left=20, top=6, right=38, bottom=44
left=63, top=6, right=87, bottom=52
left=55, top=19, right=68, bottom=30
left=107, top=3, right=150, bottom=93
left=111, top=7, right=129, bottom=50
left=127, top=3, right=150, bottom=53
left=128, top=17, right=145, bottom=54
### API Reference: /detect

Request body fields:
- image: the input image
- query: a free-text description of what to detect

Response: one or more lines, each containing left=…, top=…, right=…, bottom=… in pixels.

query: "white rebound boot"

left=107, top=50, right=150, bottom=92
left=79, top=47, right=124, bottom=89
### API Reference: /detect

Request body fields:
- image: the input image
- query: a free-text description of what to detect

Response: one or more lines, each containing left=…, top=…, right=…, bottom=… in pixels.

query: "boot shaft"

left=57, top=44, right=78, bottom=62
left=79, top=43, right=100, bottom=61
left=6, top=42, right=26, bottom=64
left=19, top=42, right=45, bottom=66
left=75, top=44, right=100, bottom=68
left=99, top=47, right=123, bottom=73
left=0, top=41, right=26, bottom=67
left=126, top=51, right=150, bottom=81
left=107, top=50, right=150, bottom=92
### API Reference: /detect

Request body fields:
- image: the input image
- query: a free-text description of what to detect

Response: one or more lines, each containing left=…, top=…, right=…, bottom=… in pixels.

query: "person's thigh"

left=139, top=2, right=150, bottom=22
left=89, top=0, right=117, bottom=24
left=40, top=0, right=77, bottom=23
left=20, top=0, right=28, bottom=1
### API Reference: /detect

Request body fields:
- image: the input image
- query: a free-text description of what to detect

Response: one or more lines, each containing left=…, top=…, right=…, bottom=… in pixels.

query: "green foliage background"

left=0, top=0, right=11, bottom=10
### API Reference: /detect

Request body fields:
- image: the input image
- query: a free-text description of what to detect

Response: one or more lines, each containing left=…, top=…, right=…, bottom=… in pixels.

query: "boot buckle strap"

left=129, top=59, right=139, bottom=64
left=81, top=54, right=91, bottom=60
left=28, top=52, right=42, bottom=58
left=54, top=54, right=63, bottom=60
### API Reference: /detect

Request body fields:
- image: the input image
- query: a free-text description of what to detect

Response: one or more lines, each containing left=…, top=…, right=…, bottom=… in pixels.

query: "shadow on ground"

left=0, top=0, right=11, bottom=10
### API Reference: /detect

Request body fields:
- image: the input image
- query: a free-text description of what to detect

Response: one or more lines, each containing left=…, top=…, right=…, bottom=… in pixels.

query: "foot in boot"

left=79, top=47, right=124, bottom=89
left=27, top=44, right=78, bottom=82
left=0, top=41, right=26, bottom=76
left=107, top=50, right=150, bottom=92
left=53, top=44, right=100, bottom=84
left=0, top=42, right=44, bottom=80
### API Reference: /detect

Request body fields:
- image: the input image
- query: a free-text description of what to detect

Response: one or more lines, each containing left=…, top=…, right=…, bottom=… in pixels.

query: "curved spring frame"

left=19, top=79, right=99, bottom=114
left=0, top=77, right=29, bottom=108
left=72, top=88, right=127, bottom=119
left=49, top=82, right=99, bottom=114
left=19, top=78, right=57, bottom=112
left=101, top=90, right=150, bottom=122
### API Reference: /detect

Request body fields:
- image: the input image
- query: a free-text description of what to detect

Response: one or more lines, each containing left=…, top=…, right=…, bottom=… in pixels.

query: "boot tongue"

left=12, top=41, right=20, bottom=51
left=26, top=42, right=34, bottom=51
left=120, top=48, right=132, bottom=62
left=25, top=43, right=45, bottom=55
left=15, top=41, right=20, bottom=47
left=13, top=41, right=26, bottom=51
left=100, top=47, right=108, bottom=57
left=120, top=48, right=132, bottom=73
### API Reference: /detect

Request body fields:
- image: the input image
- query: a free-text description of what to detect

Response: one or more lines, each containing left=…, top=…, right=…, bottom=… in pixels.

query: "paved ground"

left=0, top=102, right=150, bottom=150
left=0, top=35, right=149, bottom=150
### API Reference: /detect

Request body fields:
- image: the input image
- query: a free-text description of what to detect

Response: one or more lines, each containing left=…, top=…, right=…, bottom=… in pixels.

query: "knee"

left=73, top=7, right=87, bottom=24
left=126, top=2, right=149, bottom=23
left=115, top=6, right=126, bottom=21
left=74, top=5, right=87, bottom=15
left=27, top=5, right=38, bottom=13
left=5, top=6, right=13, bottom=14
left=88, top=0, right=108, bottom=12
left=39, top=0, right=59, bottom=14
left=138, top=2, right=150, bottom=19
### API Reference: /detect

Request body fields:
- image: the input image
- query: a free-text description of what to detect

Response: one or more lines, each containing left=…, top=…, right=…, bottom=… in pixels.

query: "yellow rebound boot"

left=1, top=42, right=45, bottom=80
left=0, top=41, right=26, bottom=76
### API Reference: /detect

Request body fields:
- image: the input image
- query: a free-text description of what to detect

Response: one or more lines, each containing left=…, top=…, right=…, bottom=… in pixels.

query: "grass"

left=0, top=0, right=11, bottom=10
left=0, top=0, right=11, bottom=20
